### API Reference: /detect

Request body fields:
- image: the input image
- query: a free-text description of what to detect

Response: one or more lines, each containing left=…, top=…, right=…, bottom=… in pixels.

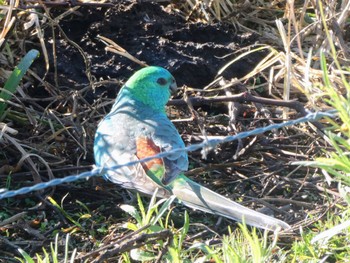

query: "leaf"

left=48, top=196, right=82, bottom=228
left=123, top=221, right=138, bottom=231
left=130, top=248, right=157, bottom=261
left=150, top=195, right=176, bottom=225
left=0, top=49, right=39, bottom=116
left=178, top=210, right=189, bottom=251
left=120, top=204, right=142, bottom=223
left=16, top=248, right=35, bottom=263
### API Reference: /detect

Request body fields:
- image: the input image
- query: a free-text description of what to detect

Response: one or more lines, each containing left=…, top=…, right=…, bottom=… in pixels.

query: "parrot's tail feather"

left=170, top=175, right=290, bottom=231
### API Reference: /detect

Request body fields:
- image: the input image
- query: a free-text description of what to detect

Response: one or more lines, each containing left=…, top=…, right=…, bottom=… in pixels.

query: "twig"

left=20, top=0, right=114, bottom=9
left=93, top=230, right=172, bottom=262
left=169, top=92, right=327, bottom=130
left=0, top=235, right=22, bottom=255
left=260, top=197, right=314, bottom=209
left=0, top=212, right=27, bottom=227
left=169, top=92, right=307, bottom=116
left=280, top=176, right=341, bottom=198
left=97, top=35, right=148, bottom=67
left=77, top=224, right=152, bottom=260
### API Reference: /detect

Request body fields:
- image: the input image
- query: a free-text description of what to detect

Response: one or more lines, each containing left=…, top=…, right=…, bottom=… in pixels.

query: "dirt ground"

left=0, top=1, right=333, bottom=260
left=32, top=2, right=263, bottom=97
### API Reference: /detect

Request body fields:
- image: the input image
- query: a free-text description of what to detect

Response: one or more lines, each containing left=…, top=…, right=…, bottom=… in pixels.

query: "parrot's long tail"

left=169, top=175, right=290, bottom=231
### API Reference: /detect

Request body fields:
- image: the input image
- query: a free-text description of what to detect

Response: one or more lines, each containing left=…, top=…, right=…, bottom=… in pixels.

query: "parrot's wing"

left=94, top=113, right=171, bottom=198
left=152, top=118, right=188, bottom=185
left=102, top=151, right=171, bottom=198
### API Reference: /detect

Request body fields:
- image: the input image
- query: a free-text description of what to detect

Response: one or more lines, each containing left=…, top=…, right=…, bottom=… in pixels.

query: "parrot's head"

left=123, top=66, right=177, bottom=112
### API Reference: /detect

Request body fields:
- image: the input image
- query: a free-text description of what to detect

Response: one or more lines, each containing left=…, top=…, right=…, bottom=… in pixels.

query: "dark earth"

left=34, top=2, right=261, bottom=97
left=1, top=1, right=328, bottom=260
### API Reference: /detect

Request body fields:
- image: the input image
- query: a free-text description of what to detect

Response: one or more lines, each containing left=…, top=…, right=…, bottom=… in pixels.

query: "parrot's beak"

left=170, top=80, right=177, bottom=95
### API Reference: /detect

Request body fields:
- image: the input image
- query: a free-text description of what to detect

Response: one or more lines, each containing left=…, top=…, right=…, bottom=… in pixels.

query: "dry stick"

left=98, top=35, right=148, bottom=67
left=169, top=92, right=326, bottom=130
left=3, top=133, right=42, bottom=185
left=0, top=212, right=27, bottom=227
left=222, top=80, right=245, bottom=159
left=279, top=176, right=340, bottom=198
left=183, top=89, right=211, bottom=157
left=169, top=92, right=307, bottom=115
left=248, top=198, right=290, bottom=217
left=0, top=235, right=23, bottom=256
left=20, top=0, right=114, bottom=9
left=291, top=201, right=336, bottom=230
left=93, top=230, right=172, bottom=263
left=331, top=18, right=350, bottom=61
left=260, top=197, right=314, bottom=209
left=155, top=233, right=173, bottom=263
left=77, top=224, right=152, bottom=260
left=0, top=0, right=16, bottom=50
left=185, top=162, right=237, bottom=176
left=34, top=9, right=94, bottom=86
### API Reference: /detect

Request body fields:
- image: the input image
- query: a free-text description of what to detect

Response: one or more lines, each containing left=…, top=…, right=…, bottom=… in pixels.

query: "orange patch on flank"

left=136, top=137, right=163, bottom=172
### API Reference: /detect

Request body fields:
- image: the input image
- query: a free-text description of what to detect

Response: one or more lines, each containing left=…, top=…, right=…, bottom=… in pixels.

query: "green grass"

left=15, top=193, right=286, bottom=262
left=15, top=198, right=350, bottom=262
left=290, top=208, right=350, bottom=262
left=0, top=49, right=39, bottom=117
left=16, top=234, right=77, bottom=263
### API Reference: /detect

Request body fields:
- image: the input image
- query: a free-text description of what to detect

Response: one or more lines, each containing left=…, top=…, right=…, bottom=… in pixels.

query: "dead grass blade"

left=0, top=0, right=17, bottom=48
left=97, top=35, right=148, bottom=67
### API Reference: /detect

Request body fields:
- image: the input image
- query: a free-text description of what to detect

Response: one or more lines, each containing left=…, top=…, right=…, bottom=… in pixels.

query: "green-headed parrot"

left=94, top=66, right=290, bottom=231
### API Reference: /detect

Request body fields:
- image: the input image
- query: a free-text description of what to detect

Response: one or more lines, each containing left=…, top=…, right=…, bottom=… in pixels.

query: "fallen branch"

left=169, top=92, right=307, bottom=116
left=92, top=229, right=172, bottom=262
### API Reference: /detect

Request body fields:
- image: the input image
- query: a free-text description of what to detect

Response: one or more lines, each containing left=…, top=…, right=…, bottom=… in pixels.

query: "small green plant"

left=16, top=233, right=77, bottom=263
left=120, top=191, right=178, bottom=261
left=0, top=49, right=39, bottom=117
left=47, top=194, right=104, bottom=236
left=48, top=195, right=83, bottom=232
left=290, top=209, right=350, bottom=262
left=121, top=189, right=176, bottom=230
left=190, top=222, right=284, bottom=263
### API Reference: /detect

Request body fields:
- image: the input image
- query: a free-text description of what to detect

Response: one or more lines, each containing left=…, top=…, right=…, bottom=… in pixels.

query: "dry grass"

left=0, top=0, right=349, bottom=261
left=176, top=0, right=349, bottom=102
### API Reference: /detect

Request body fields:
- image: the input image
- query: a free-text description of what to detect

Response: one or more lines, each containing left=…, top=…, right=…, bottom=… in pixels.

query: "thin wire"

left=0, top=110, right=337, bottom=200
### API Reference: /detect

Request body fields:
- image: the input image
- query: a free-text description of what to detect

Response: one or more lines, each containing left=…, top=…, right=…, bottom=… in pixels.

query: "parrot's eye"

left=157, top=77, right=167, bottom=86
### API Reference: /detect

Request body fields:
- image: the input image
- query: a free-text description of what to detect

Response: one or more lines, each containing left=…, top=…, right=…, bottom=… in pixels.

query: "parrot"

left=94, top=66, right=290, bottom=231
